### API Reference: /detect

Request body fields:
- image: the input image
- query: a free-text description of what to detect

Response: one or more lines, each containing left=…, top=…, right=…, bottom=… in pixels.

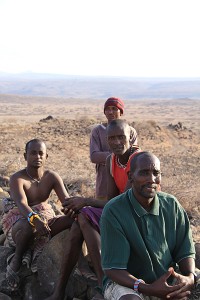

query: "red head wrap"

left=104, top=97, right=124, bottom=114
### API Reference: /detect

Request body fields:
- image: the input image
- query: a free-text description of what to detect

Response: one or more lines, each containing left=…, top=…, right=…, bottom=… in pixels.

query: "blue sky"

left=0, top=0, right=199, bottom=77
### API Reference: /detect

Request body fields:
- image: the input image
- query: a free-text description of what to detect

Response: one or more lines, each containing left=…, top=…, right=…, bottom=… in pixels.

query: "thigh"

left=49, top=215, right=74, bottom=237
left=104, top=282, right=144, bottom=300
left=12, top=218, right=34, bottom=244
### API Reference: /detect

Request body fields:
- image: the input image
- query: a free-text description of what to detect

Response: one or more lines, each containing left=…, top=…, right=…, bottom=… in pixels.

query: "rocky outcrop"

left=0, top=183, right=99, bottom=299
left=0, top=183, right=199, bottom=299
left=0, top=230, right=98, bottom=300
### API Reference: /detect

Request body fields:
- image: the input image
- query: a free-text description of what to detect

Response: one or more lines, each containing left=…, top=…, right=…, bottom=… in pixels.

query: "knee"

left=77, top=213, right=89, bottom=229
left=69, top=222, right=83, bottom=245
left=12, top=221, right=34, bottom=243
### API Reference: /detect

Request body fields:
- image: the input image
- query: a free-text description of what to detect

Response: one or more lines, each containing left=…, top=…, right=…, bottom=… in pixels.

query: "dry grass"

left=0, top=95, right=200, bottom=242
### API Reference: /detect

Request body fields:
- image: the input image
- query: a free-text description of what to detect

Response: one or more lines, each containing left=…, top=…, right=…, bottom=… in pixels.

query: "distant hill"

left=0, top=73, right=200, bottom=99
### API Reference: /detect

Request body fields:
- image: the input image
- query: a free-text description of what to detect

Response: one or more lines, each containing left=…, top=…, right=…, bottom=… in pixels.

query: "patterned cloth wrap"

left=2, top=198, right=59, bottom=272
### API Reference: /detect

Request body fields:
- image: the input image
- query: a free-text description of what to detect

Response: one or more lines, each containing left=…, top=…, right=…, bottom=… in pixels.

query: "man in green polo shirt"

left=100, top=151, right=196, bottom=300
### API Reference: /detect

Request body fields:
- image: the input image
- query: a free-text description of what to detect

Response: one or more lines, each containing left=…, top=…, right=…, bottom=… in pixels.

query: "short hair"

left=130, top=151, right=157, bottom=171
left=107, top=119, right=130, bottom=135
left=25, top=139, right=45, bottom=153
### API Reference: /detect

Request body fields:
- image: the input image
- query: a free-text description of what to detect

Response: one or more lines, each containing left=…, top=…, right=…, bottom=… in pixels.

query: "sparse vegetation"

left=0, top=95, right=199, bottom=244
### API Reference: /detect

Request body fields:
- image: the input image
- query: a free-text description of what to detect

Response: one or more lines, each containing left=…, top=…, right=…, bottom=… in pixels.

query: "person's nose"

left=113, top=138, right=121, bottom=145
left=148, top=172, right=156, bottom=183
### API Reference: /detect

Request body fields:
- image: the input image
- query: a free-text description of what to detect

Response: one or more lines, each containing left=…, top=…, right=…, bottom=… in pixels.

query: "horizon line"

left=0, top=71, right=200, bottom=80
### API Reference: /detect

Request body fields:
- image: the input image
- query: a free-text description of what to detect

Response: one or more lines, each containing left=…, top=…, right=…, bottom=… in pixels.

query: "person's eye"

left=154, top=171, right=161, bottom=177
left=140, top=170, right=148, bottom=176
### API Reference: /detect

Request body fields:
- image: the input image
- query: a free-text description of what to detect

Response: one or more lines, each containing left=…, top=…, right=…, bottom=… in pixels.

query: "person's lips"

left=108, top=115, right=115, bottom=120
left=34, top=160, right=42, bottom=164
left=114, top=147, right=124, bottom=152
left=144, top=184, right=157, bottom=191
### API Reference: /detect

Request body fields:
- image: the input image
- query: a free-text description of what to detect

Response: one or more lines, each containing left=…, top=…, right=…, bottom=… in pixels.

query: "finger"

left=64, top=208, right=74, bottom=218
left=168, top=294, right=189, bottom=300
left=64, top=211, right=71, bottom=217
left=62, top=201, right=71, bottom=207
left=161, top=267, right=174, bottom=283
left=63, top=203, right=73, bottom=210
left=166, top=284, right=189, bottom=299
left=69, top=209, right=75, bottom=217
left=63, top=207, right=70, bottom=215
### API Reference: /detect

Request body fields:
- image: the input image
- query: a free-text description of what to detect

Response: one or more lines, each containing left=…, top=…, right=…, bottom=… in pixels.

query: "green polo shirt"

left=100, top=189, right=195, bottom=288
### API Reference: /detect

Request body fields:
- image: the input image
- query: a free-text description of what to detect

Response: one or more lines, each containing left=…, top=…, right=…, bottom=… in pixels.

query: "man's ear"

left=24, top=153, right=27, bottom=161
left=129, top=132, right=133, bottom=143
left=127, top=171, right=132, bottom=181
left=127, top=171, right=134, bottom=184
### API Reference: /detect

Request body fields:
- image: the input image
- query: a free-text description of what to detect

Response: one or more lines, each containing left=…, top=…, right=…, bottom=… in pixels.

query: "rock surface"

left=0, top=230, right=98, bottom=300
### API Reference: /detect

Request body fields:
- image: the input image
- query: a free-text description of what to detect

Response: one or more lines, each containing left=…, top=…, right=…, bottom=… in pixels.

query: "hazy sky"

left=0, top=0, right=199, bottom=77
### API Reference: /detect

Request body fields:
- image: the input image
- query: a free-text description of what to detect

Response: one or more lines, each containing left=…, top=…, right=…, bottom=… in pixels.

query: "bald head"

left=130, top=151, right=160, bottom=172
left=129, top=151, right=161, bottom=200
left=25, top=139, right=46, bottom=153
left=107, top=119, right=131, bottom=135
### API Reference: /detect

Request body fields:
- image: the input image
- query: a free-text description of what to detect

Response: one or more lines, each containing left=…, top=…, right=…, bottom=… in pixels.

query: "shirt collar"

left=127, top=189, right=159, bottom=217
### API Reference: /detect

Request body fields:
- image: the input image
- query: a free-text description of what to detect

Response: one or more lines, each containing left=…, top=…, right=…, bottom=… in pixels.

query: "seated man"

left=2, top=139, right=74, bottom=291
left=100, top=151, right=196, bottom=300
left=46, top=119, right=140, bottom=300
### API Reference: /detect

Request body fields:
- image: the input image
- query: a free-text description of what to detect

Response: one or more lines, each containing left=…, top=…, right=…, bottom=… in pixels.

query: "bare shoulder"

left=43, top=170, right=62, bottom=180
left=10, top=169, right=26, bottom=181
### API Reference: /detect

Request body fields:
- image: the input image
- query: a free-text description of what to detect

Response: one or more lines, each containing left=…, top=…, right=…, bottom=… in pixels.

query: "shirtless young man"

left=45, top=119, right=140, bottom=300
left=2, top=139, right=74, bottom=290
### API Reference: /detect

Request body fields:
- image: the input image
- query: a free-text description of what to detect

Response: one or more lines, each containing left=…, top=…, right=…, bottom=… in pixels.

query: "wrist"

left=134, top=279, right=145, bottom=293
left=85, top=197, right=93, bottom=206
left=184, top=271, right=197, bottom=287
left=27, top=211, right=40, bottom=226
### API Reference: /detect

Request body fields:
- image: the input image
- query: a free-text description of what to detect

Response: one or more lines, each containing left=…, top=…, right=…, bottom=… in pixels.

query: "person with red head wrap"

left=90, top=97, right=138, bottom=200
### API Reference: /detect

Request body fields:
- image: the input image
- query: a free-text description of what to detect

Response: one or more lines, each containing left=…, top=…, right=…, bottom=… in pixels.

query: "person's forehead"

left=28, top=141, right=46, bottom=151
left=136, top=155, right=160, bottom=169
left=107, top=125, right=128, bottom=136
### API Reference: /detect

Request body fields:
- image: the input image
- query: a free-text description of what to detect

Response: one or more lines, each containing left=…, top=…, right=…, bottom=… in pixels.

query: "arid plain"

left=0, top=94, right=200, bottom=243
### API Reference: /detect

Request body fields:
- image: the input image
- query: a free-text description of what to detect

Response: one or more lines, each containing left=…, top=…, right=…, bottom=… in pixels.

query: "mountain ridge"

left=0, top=73, right=200, bottom=99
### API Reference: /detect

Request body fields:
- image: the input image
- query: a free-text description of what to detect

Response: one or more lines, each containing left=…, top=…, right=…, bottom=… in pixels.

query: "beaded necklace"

left=25, top=168, right=41, bottom=184
left=116, top=146, right=139, bottom=168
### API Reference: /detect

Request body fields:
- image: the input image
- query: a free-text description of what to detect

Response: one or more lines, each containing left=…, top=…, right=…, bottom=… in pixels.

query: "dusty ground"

left=0, top=95, right=200, bottom=243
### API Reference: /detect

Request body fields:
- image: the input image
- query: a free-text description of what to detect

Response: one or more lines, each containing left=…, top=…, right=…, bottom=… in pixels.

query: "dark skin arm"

left=10, top=173, right=51, bottom=236
left=166, top=257, right=195, bottom=299
left=90, top=151, right=110, bottom=164
left=105, top=267, right=191, bottom=300
left=62, top=155, right=119, bottom=213
left=10, top=170, right=71, bottom=236
left=90, top=126, right=110, bottom=164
